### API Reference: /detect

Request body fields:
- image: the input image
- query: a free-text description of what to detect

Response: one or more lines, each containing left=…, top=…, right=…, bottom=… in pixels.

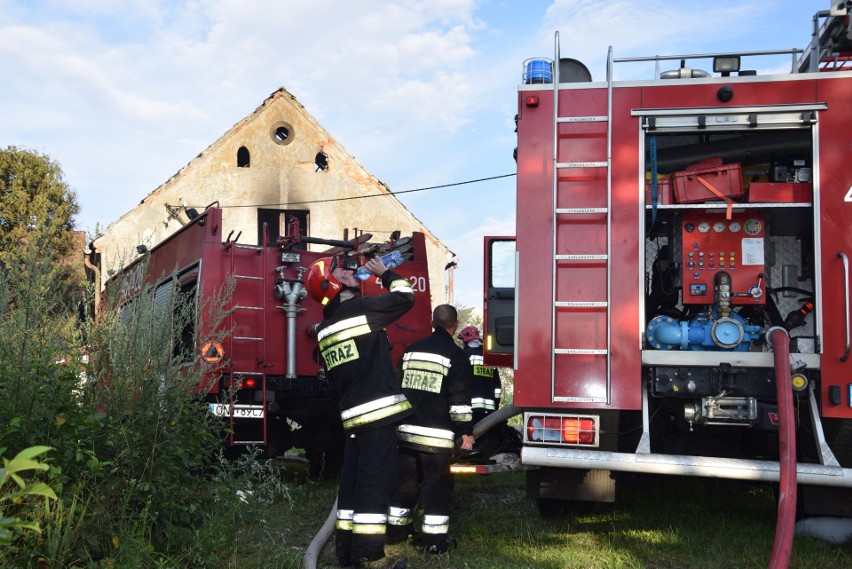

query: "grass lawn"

left=252, top=459, right=851, bottom=569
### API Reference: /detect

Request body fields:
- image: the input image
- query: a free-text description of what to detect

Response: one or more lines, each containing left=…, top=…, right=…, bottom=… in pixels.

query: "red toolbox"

left=645, top=176, right=673, bottom=204
left=747, top=182, right=812, bottom=203
left=673, top=158, right=743, bottom=204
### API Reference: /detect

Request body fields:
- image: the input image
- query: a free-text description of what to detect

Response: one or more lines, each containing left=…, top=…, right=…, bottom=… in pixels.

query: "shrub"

left=0, top=446, right=58, bottom=547
left=0, top=232, right=292, bottom=566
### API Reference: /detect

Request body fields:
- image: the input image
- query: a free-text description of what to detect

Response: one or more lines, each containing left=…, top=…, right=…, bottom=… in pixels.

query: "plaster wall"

left=94, top=89, right=454, bottom=307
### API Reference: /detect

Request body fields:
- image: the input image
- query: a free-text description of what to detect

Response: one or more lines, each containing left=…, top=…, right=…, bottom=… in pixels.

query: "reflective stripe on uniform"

left=337, top=509, right=354, bottom=531
left=401, top=351, right=450, bottom=393
left=450, top=404, right=473, bottom=423
left=469, top=354, right=484, bottom=366
left=318, top=315, right=372, bottom=349
left=341, top=394, right=412, bottom=430
left=401, top=368, right=443, bottom=393
left=388, top=278, right=414, bottom=294
left=352, top=512, right=387, bottom=535
left=397, top=424, right=455, bottom=449
left=388, top=506, right=414, bottom=526
left=471, top=397, right=496, bottom=411
left=402, top=351, right=451, bottom=374
left=421, top=514, right=450, bottom=535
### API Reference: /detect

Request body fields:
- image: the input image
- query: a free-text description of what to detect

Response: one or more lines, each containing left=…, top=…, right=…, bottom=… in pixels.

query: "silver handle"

left=839, top=252, right=850, bottom=362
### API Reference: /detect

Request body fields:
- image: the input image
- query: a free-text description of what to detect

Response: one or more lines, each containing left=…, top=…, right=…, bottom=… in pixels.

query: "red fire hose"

left=768, top=326, right=796, bottom=569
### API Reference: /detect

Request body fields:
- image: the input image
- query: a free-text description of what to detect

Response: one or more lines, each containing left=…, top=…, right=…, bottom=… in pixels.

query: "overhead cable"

left=216, top=173, right=516, bottom=209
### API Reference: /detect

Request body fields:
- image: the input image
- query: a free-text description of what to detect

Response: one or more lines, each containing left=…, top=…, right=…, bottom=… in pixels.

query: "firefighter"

left=306, top=255, right=414, bottom=569
left=387, top=304, right=474, bottom=554
left=458, top=325, right=520, bottom=460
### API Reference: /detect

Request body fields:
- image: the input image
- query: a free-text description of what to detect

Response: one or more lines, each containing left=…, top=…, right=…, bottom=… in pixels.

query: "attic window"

left=270, top=121, right=295, bottom=146
left=237, top=146, right=250, bottom=167
left=315, top=152, right=329, bottom=172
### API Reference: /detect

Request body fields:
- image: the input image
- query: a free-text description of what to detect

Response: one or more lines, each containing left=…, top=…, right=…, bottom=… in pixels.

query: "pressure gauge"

left=728, top=221, right=741, bottom=233
left=713, top=222, right=725, bottom=233
left=744, top=218, right=762, bottom=235
left=698, top=222, right=710, bottom=233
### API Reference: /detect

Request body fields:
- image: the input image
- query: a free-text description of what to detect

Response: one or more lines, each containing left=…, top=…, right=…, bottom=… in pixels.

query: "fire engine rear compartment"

left=498, top=47, right=852, bottom=516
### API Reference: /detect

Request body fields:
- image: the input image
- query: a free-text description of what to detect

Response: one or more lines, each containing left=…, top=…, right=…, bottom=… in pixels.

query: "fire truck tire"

left=536, top=498, right=566, bottom=517
left=828, top=419, right=852, bottom=467
left=537, top=498, right=604, bottom=517
left=796, top=419, right=852, bottom=518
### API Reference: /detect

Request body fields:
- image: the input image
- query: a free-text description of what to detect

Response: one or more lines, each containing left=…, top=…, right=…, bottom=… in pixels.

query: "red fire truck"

left=105, top=205, right=433, bottom=473
left=484, top=6, right=852, bottom=517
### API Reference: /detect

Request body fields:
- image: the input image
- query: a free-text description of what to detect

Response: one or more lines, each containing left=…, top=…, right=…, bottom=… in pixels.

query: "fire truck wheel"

left=828, top=419, right=852, bottom=467
left=795, top=419, right=852, bottom=518
left=536, top=498, right=566, bottom=517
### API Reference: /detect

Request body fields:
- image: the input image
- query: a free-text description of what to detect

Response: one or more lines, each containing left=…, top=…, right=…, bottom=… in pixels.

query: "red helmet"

left=305, top=256, right=343, bottom=305
left=457, top=325, right=480, bottom=343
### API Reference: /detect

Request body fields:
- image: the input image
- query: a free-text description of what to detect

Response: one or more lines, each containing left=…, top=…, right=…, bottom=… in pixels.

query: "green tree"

left=456, top=304, right=483, bottom=335
left=0, top=146, right=79, bottom=266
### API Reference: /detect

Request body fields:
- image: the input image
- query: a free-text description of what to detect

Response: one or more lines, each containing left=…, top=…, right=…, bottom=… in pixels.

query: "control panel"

left=681, top=212, right=766, bottom=305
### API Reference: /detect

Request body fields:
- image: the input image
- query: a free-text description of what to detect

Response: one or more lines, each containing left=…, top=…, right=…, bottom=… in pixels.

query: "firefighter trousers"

left=335, top=424, right=399, bottom=563
left=387, top=447, right=453, bottom=552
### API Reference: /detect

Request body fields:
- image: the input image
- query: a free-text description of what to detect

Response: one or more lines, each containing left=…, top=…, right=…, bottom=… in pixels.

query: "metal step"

left=556, top=161, right=608, bottom=168
left=554, top=348, right=608, bottom=355
left=557, top=115, right=608, bottom=123
left=555, top=301, right=607, bottom=308
left=555, top=207, right=608, bottom=214
left=555, top=254, right=607, bottom=261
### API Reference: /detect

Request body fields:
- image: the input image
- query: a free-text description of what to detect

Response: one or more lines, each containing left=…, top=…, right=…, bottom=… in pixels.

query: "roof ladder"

left=226, top=242, right=269, bottom=446
left=549, top=34, right=614, bottom=404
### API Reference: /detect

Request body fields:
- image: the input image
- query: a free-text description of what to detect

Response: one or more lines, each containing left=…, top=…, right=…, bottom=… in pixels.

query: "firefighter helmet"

left=306, top=256, right=343, bottom=306
left=458, top=325, right=481, bottom=343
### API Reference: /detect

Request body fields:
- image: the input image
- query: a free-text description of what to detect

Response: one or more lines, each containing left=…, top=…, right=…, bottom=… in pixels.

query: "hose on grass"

left=302, top=405, right=522, bottom=568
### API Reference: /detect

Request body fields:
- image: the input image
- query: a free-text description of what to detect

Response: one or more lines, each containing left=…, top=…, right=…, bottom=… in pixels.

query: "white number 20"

left=408, top=276, right=427, bottom=292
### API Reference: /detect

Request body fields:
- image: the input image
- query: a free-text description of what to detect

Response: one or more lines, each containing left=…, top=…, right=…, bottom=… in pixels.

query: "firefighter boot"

left=357, top=553, right=406, bottom=569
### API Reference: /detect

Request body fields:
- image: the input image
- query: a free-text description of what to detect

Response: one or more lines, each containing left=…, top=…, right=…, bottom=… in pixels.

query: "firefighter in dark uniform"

left=458, top=325, right=520, bottom=460
left=387, top=304, right=473, bottom=554
left=306, top=255, right=414, bottom=569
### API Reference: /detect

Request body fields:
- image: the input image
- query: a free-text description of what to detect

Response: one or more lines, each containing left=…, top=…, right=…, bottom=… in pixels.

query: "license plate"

left=208, top=403, right=265, bottom=419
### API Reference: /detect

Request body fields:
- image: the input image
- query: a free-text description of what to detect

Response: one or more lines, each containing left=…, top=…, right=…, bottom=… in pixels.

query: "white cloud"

left=0, top=0, right=827, bottom=307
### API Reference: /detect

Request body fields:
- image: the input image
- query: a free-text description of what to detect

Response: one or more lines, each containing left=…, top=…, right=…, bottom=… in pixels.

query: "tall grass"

left=0, top=237, right=291, bottom=567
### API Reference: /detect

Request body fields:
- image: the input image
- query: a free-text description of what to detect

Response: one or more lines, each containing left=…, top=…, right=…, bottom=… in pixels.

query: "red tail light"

left=241, top=378, right=257, bottom=389
left=526, top=413, right=598, bottom=446
left=562, top=417, right=596, bottom=444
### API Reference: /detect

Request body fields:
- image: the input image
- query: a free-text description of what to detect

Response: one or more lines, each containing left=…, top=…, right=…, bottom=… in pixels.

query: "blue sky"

left=0, top=0, right=827, bottom=308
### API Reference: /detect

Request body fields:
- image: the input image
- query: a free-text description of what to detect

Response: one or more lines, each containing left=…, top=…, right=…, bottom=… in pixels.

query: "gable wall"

left=94, top=90, right=454, bottom=307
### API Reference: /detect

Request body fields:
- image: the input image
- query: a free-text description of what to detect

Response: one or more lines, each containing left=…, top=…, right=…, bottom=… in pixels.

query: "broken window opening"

left=270, top=121, right=295, bottom=146
left=274, top=127, right=290, bottom=142
left=315, top=152, right=329, bottom=172
left=237, top=146, right=250, bottom=168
